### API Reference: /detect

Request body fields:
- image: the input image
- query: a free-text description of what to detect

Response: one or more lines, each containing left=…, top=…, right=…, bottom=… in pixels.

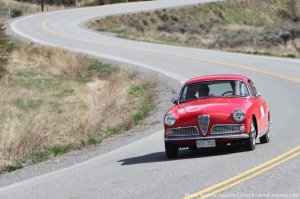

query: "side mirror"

left=256, top=93, right=261, bottom=98
left=171, top=97, right=178, bottom=104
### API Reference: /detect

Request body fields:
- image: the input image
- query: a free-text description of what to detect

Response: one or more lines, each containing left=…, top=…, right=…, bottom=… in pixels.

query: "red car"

left=164, top=74, right=270, bottom=158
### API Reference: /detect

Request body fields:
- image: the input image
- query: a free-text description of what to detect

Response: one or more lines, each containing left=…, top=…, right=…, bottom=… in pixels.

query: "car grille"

left=211, top=124, right=245, bottom=134
left=198, top=114, right=210, bottom=136
left=166, top=127, right=199, bottom=136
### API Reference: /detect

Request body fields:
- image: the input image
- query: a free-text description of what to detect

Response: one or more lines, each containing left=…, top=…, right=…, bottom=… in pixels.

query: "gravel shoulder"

left=0, top=57, right=181, bottom=187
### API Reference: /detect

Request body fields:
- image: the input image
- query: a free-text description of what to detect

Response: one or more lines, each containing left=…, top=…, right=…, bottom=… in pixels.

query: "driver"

left=187, top=84, right=199, bottom=100
left=198, top=83, right=210, bottom=97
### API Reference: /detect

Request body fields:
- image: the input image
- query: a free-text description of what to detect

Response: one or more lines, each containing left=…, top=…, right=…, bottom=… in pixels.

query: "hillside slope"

left=90, top=0, right=300, bottom=57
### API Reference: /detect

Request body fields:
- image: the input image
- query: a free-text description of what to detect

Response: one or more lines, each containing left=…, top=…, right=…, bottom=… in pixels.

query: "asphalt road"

left=3, top=0, right=300, bottom=198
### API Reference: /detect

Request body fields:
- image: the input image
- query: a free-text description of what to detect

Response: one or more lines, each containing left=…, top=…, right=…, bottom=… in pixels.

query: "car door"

left=248, top=79, right=268, bottom=135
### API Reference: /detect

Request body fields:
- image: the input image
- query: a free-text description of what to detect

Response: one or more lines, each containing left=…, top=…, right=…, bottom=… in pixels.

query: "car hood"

left=179, top=97, right=248, bottom=114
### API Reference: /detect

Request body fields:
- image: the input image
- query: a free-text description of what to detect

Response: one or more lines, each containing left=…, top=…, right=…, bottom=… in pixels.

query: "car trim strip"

left=165, top=133, right=249, bottom=141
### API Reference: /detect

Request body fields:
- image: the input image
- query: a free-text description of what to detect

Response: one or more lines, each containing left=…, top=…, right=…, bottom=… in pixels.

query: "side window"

left=180, top=86, right=188, bottom=101
left=248, top=80, right=257, bottom=97
left=240, top=82, right=250, bottom=97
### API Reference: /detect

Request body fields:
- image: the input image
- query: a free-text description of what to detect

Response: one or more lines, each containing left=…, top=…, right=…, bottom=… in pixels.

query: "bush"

left=16, top=0, right=75, bottom=6
left=11, top=8, right=23, bottom=18
left=0, top=24, right=13, bottom=78
left=128, top=19, right=144, bottom=32
left=213, top=29, right=255, bottom=48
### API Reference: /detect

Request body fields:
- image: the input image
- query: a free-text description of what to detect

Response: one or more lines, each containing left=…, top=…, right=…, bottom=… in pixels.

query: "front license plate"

left=196, top=140, right=216, bottom=148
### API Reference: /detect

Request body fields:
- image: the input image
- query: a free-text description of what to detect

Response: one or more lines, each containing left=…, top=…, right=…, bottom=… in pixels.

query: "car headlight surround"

left=164, top=114, right=176, bottom=126
left=233, top=109, right=246, bottom=122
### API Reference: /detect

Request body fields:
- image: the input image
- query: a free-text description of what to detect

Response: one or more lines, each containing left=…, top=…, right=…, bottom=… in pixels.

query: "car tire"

left=245, top=119, right=256, bottom=151
left=165, top=142, right=179, bottom=159
left=260, top=124, right=270, bottom=143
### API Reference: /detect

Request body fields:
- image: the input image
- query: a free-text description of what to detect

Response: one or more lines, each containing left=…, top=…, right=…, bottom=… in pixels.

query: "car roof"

left=184, top=74, right=249, bottom=86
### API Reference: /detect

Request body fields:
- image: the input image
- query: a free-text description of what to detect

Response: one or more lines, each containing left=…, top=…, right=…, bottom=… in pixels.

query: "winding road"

left=3, top=0, right=300, bottom=198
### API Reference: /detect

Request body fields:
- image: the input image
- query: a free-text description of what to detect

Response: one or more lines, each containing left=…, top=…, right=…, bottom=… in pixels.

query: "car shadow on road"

left=118, top=145, right=246, bottom=166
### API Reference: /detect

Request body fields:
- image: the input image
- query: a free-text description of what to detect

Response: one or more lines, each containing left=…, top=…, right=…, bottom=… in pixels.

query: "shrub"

left=128, top=19, right=144, bottom=32
left=88, top=60, right=119, bottom=78
left=16, top=0, right=75, bottom=6
left=0, top=24, right=14, bottom=78
left=11, top=8, right=23, bottom=18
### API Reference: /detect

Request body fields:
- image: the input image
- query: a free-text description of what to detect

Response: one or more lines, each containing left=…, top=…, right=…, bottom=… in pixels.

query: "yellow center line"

left=184, top=145, right=300, bottom=199
left=42, top=16, right=65, bottom=36
left=198, top=151, right=300, bottom=199
left=42, top=16, right=300, bottom=84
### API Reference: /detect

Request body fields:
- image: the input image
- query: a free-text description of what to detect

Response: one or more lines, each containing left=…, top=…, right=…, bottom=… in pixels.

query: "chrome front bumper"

left=165, top=133, right=249, bottom=142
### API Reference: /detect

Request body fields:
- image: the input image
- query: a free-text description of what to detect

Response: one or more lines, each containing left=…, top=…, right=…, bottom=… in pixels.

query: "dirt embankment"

left=90, top=0, right=300, bottom=58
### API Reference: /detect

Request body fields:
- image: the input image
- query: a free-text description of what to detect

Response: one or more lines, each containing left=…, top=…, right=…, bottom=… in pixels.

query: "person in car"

left=198, top=83, right=210, bottom=97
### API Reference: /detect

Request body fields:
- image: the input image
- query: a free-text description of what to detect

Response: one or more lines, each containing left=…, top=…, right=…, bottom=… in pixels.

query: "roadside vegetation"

left=0, top=0, right=147, bottom=22
left=90, top=0, right=300, bottom=58
left=0, top=24, right=155, bottom=173
left=0, top=0, right=62, bottom=20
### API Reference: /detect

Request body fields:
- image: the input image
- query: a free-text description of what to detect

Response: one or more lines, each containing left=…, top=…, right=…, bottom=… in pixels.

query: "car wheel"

left=260, top=124, right=270, bottom=143
left=245, top=119, right=256, bottom=151
left=165, top=142, right=179, bottom=159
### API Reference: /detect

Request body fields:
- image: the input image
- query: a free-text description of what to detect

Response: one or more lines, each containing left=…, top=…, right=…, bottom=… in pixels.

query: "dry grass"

left=0, top=42, right=154, bottom=169
left=0, top=0, right=67, bottom=12
left=10, top=43, right=88, bottom=78
left=0, top=0, right=73, bottom=22
left=90, top=0, right=300, bottom=58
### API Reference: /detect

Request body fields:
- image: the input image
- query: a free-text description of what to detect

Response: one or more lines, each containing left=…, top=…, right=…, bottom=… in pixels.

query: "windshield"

left=179, top=80, right=249, bottom=102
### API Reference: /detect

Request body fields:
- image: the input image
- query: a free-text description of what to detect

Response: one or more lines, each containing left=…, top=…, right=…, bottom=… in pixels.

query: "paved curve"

left=3, top=0, right=300, bottom=198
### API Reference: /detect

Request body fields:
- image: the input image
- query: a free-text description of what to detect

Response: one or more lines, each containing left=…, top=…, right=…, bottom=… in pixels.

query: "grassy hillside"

left=90, top=0, right=300, bottom=58
left=0, top=0, right=147, bottom=22
left=0, top=25, right=155, bottom=173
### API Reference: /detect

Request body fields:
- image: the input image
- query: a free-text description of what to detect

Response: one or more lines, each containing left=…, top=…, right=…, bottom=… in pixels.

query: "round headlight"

left=164, top=114, right=176, bottom=126
left=233, top=109, right=245, bottom=122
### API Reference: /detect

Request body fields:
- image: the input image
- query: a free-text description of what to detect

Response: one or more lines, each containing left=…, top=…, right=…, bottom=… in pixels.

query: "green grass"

left=14, top=99, right=43, bottom=111
left=103, top=125, right=124, bottom=136
left=6, top=71, right=85, bottom=114
left=0, top=24, right=14, bottom=72
left=231, top=50, right=296, bottom=59
left=50, top=145, right=71, bottom=156
left=0, top=144, right=71, bottom=174
left=88, top=60, right=120, bottom=78
left=29, top=149, right=51, bottom=164
left=86, top=138, right=98, bottom=145
left=54, top=89, right=75, bottom=98
left=129, top=84, right=147, bottom=97
left=0, top=161, right=23, bottom=174
left=129, top=83, right=154, bottom=125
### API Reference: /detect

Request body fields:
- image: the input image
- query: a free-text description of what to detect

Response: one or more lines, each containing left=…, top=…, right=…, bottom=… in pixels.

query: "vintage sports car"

left=164, top=74, right=270, bottom=158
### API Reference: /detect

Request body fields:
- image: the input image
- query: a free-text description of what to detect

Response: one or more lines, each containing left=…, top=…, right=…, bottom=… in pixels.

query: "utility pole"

left=41, top=0, right=44, bottom=12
